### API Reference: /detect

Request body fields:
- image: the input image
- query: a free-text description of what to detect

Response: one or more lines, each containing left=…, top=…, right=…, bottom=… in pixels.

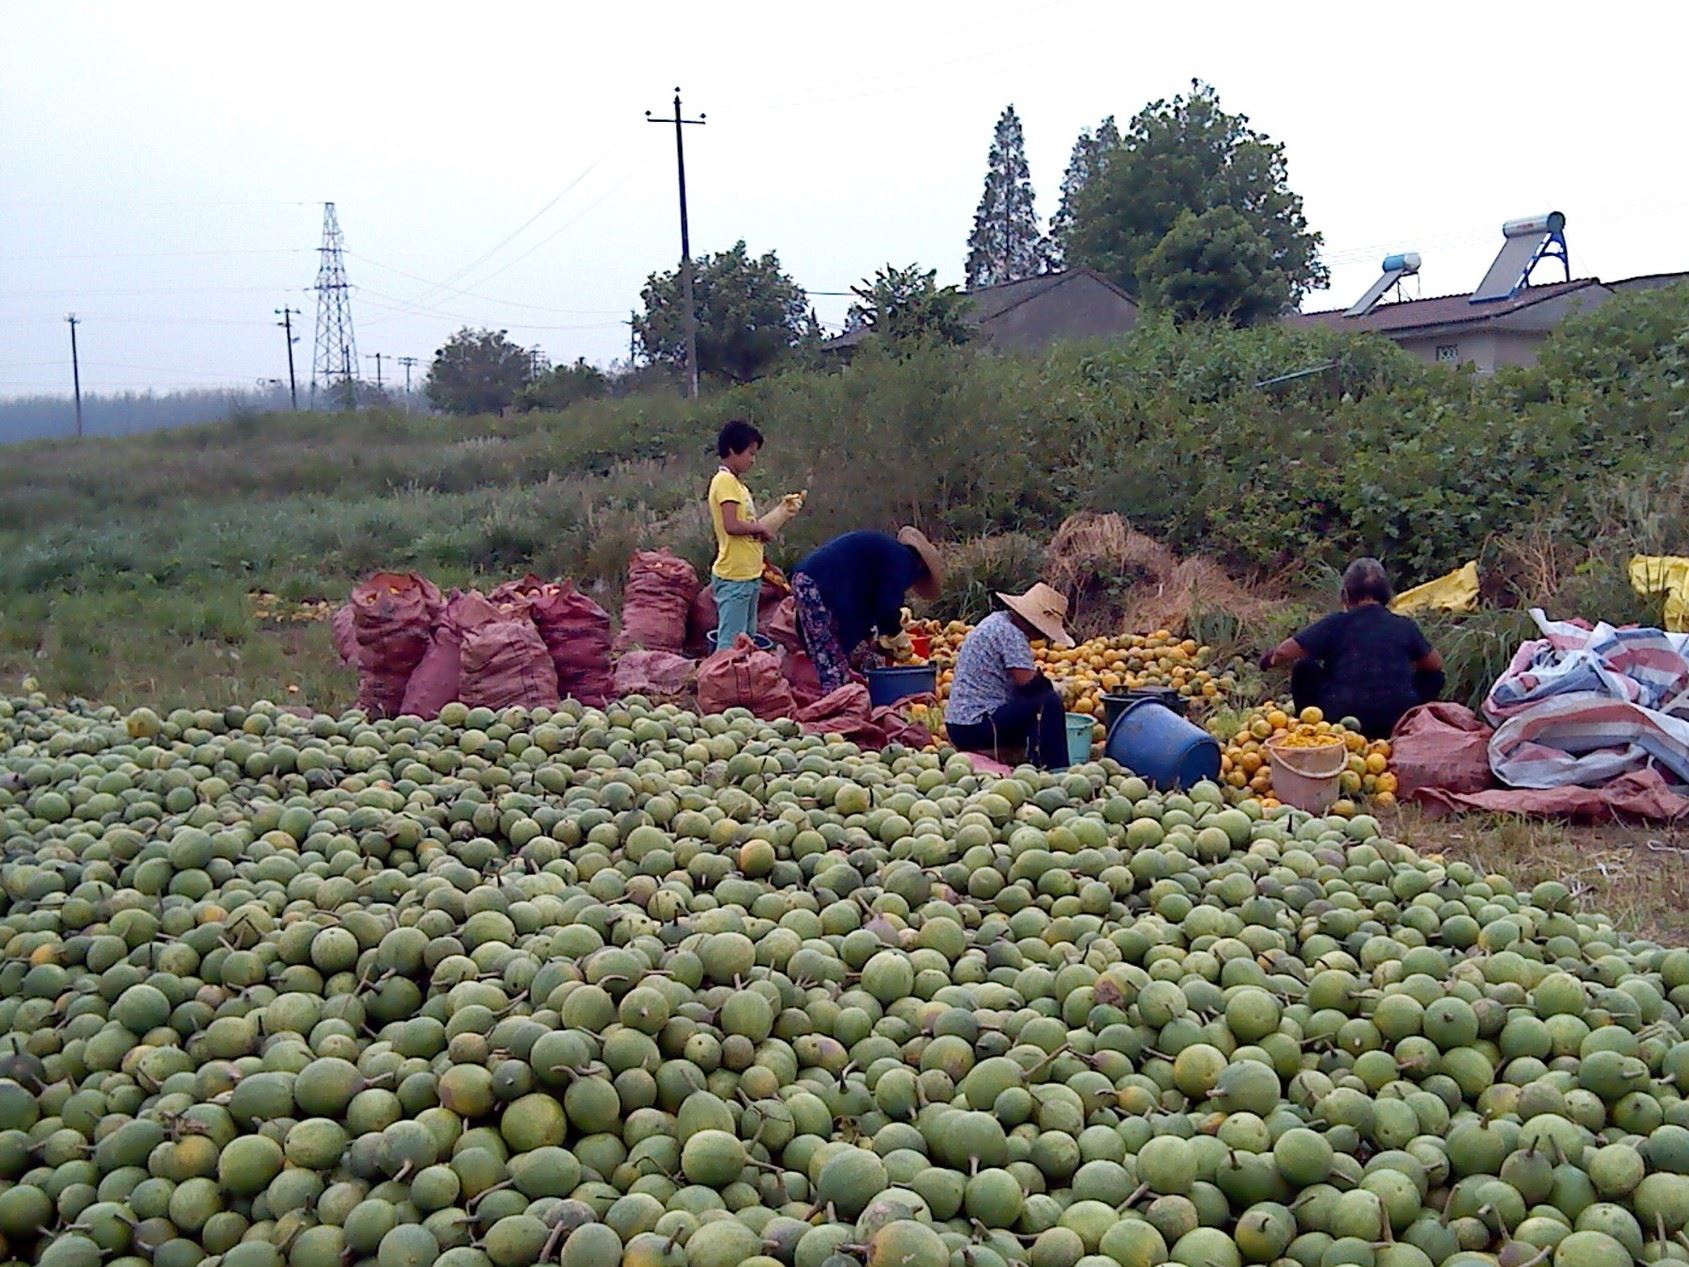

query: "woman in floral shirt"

left=945, top=583, right=1074, bottom=769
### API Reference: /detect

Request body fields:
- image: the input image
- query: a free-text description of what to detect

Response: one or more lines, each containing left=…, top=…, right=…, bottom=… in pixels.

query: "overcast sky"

left=4, top=1, right=1687, bottom=399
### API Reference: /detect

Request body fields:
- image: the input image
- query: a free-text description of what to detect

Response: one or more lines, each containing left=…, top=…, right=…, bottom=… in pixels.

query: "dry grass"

left=1387, top=805, right=1689, bottom=945
left=1039, top=512, right=1291, bottom=642
left=1047, top=512, right=1135, bottom=590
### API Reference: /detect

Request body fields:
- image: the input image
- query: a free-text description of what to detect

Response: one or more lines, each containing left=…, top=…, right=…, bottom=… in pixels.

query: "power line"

left=350, top=166, right=637, bottom=328
left=453, top=172, right=636, bottom=292
left=377, top=133, right=631, bottom=316
left=0, top=285, right=293, bottom=297
left=348, top=252, right=625, bottom=314
left=0, top=247, right=310, bottom=263
left=354, top=286, right=625, bottom=332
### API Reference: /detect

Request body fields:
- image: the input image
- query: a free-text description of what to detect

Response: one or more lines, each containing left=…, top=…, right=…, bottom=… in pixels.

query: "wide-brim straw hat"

left=898, top=527, right=944, bottom=600
left=997, top=583, right=1075, bottom=648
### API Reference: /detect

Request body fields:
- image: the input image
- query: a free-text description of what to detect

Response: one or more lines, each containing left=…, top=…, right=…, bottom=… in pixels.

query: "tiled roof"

left=1286, top=279, right=1603, bottom=335
left=823, top=268, right=1136, bottom=351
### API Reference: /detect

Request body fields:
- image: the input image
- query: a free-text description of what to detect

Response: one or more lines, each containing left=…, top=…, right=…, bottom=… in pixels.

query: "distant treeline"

left=0, top=385, right=427, bottom=445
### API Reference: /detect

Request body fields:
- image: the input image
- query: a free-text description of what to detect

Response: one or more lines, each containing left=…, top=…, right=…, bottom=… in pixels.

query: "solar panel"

left=1471, top=212, right=1567, bottom=304
left=1345, top=252, right=1421, bottom=317
left=1345, top=269, right=1407, bottom=317
left=1470, top=236, right=1544, bottom=303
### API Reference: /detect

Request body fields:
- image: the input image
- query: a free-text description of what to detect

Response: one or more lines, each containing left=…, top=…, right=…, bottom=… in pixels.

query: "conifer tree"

left=1049, top=115, right=1119, bottom=268
left=964, top=105, right=1050, bottom=288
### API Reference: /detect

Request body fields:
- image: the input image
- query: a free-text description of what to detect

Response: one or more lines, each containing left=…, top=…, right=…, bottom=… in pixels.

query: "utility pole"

left=275, top=306, right=300, bottom=409
left=624, top=318, right=637, bottom=367
left=646, top=87, right=705, bottom=398
left=396, top=356, right=420, bottom=397
left=65, top=314, right=83, bottom=438
left=527, top=345, right=550, bottom=382
left=364, top=352, right=384, bottom=390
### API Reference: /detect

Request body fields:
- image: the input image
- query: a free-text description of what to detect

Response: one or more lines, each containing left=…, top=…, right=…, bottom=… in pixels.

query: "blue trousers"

left=711, top=576, right=761, bottom=650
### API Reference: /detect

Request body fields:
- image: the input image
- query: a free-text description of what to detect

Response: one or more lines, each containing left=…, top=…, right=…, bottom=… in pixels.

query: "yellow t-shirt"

left=708, top=468, right=762, bottom=581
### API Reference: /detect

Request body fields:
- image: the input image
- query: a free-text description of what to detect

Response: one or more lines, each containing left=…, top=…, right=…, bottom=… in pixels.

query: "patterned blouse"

left=946, top=611, right=1036, bottom=726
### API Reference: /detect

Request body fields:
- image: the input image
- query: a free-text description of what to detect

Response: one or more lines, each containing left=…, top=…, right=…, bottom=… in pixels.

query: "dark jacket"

left=791, top=531, right=921, bottom=651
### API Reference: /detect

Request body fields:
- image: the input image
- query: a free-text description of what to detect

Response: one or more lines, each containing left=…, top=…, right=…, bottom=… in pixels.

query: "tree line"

left=424, top=81, right=1324, bottom=416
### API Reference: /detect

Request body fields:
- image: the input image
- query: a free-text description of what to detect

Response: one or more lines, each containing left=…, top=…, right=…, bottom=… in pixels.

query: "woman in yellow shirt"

left=707, top=420, right=771, bottom=650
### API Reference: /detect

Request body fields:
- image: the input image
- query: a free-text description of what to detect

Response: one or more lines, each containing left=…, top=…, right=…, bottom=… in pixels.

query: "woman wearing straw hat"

left=945, top=584, right=1076, bottom=770
left=790, top=528, right=944, bottom=695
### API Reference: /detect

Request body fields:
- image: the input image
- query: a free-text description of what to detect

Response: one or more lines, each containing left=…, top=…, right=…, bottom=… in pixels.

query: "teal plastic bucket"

left=866, top=665, right=937, bottom=708
left=1104, top=699, right=1220, bottom=790
left=706, top=631, right=775, bottom=653
left=1065, top=713, right=1095, bottom=767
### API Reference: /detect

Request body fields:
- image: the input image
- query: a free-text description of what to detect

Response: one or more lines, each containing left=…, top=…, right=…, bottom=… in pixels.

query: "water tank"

left=1502, top=211, right=1566, bottom=238
left=1381, top=252, right=1422, bottom=274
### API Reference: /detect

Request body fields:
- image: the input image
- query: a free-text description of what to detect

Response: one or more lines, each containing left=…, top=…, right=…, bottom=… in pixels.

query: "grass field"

left=5, top=310, right=1687, bottom=936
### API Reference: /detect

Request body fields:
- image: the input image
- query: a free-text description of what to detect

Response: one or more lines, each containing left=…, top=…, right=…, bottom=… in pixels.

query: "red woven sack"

left=351, top=572, right=444, bottom=718
left=765, top=597, right=805, bottom=653
left=781, top=649, right=823, bottom=707
left=614, top=650, right=698, bottom=698
left=399, top=590, right=471, bottom=719
left=1391, top=702, right=1494, bottom=798
left=696, top=635, right=794, bottom=719
left=874, top=693, right=937, bottom=750
left=686, top=587, right=718, bottom=658
left=496, top=575, right=614, bottom=706
left=796, top=684, right=887, bottom=748
left=614, top=550, right=700, bottom=654
left=330, top=603, right=358, bottom=665
left=456, top=592, right=561, bottom=711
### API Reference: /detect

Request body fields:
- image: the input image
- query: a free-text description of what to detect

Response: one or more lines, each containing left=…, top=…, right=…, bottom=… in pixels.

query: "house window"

left=1435, top=344, right=1460, bottom=364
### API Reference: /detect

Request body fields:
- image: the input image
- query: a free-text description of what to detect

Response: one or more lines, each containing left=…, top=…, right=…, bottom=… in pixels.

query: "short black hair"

left=717, top=419, right=763, bottom=458
left=1341, top=558, right=1394, bottom=606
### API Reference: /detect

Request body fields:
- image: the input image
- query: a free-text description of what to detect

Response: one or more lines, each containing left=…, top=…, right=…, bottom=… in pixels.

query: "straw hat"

left=997, top=583, right=1075, bottom=648
left=897, top=527, right=944, bottom=600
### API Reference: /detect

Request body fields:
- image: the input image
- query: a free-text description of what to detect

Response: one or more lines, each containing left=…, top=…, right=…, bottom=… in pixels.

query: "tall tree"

left=514, top=357, right=611, bottom=412
left=1048, top=115, right=1119, bottom=268
left=425, top=328, right=532, bottom=416
left=1064, top=81, right=1325, bottom=309
left=635, top=241, right=809, bottom=384
left=965, top=105, right=1050, bottom=289
left=847, top=264, right=974, bottom=346
left=1138, top=206, right=1292, bottom=326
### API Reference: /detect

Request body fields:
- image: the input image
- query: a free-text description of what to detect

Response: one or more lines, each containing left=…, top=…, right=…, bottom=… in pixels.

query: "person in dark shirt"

left=790, top=528, right=943, bottom=693
left=1259, top=558, right=1445, bottom=739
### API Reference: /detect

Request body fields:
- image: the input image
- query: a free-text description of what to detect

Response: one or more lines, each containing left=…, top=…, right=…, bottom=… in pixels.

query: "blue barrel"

left=866, top=665, right=937, bottom=707
left=1104, top=699, right=1221, bottom=790
left=1102, top=688, right=1187, bottom=730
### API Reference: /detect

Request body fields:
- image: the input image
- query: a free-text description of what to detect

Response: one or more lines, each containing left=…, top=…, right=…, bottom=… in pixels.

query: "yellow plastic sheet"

left=1390, top=561, right=1480, bottom=616
left=1629, top=555, right=1689, bottom=632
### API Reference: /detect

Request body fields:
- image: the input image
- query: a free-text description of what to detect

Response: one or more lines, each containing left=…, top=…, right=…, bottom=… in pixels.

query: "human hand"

left=1257, top=649, right=1276, bottom=671
left=781, top=492, right=806, bottom=513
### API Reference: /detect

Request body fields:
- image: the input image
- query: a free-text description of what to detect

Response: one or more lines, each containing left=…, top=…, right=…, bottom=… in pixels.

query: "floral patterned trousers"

left=792, top=573, right=863, bottom=695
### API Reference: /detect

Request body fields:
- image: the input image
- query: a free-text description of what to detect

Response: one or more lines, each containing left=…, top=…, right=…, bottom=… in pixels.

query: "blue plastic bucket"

left=866, top=665, right=937, bottom=708
left=706, top=631, right=775, bottom=653
left=1104, top=698, right=1221, bottom=790
left=1065, top=713, right=1095, bottom=767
